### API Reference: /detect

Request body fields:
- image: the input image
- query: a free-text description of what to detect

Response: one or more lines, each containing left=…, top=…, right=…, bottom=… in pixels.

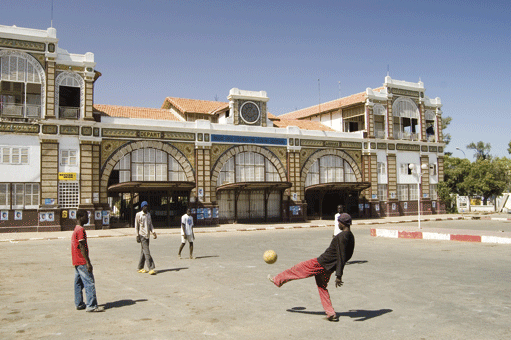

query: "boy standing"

left=178, top=208, right=194, bottom=259
left=135, top=201, right=157, bottom=275
left=72, top=209, right=104, bottom=312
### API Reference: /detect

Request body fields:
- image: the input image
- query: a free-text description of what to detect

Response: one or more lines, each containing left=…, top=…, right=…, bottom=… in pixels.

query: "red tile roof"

left=271, top=118, right=335, bottom=131
left=162, top=97, right=229, bottom=115
left=279, top=87, right=383, bottom=120
left=94, top=104, right=181, bottom=121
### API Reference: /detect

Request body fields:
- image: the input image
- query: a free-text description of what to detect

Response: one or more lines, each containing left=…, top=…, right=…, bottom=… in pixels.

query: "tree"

left=437, top=155, right=471, bottom=212
left=463, top=157, right=511, bottom=204
left=508, top=140, right=511, bottom=155
left=441, top=116, right=452, bottom=146
left=466, top=141, right=491, bottom=160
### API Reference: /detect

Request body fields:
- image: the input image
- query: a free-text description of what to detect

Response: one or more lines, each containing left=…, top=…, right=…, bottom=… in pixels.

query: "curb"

left=370, top=228, right=511, bottom=245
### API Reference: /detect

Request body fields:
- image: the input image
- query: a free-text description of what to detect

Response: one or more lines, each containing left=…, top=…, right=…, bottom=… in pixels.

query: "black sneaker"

left=76, top=303, right=86, bottom=310
left=326, top=314, right=339, bottom=322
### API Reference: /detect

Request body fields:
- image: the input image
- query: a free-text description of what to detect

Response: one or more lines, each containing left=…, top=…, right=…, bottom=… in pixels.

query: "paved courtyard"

left=1, top=223, right=510, bottom=339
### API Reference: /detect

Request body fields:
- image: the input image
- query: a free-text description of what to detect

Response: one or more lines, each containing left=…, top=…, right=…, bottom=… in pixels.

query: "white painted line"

left=266, top=227, right=275, bottom=230
left=30, top=237, right=43, bottom=240
left=375, top=229, right=398, bottom=238
left=422, top=232, right=451, bottom=241
left=491, top=218, right=511, bottom=221
left=481, top=236, right=511, bottom=244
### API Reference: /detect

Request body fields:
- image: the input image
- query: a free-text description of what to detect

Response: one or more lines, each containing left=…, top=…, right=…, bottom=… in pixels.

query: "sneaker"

left=326, top=314, right=339, bottom=322
left=76, top=303, right=86, bottom=310
left=137, top=269, right=148, bottom=273
left=267, top=274, right=275, bottom=284
left=178, top=255, right=182, bottom=259
left=86, top=306, right=105, bottom=313
left=189, top=256, right=195, bottom=259
left=148, top=269, right=157, bottom=275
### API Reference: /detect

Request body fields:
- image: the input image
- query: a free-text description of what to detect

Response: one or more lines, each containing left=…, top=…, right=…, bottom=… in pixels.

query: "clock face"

left=240, top=102, right=260, bottom=124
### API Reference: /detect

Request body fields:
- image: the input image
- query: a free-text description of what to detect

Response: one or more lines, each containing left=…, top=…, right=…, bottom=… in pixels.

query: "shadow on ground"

left=156, top=267, right=189, bottom=274
left=103, top=299, right=148, bottom=310
left=287, top=307, right=392, bottom=321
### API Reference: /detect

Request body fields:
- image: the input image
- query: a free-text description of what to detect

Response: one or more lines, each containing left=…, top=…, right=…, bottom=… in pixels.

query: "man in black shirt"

left=268, top=213, right=355, bottom=322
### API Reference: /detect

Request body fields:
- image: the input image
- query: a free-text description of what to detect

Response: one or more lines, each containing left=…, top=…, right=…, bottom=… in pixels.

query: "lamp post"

left=409, top=163, right=429, bottom=229
left=455, top=147, right=466, bottom=158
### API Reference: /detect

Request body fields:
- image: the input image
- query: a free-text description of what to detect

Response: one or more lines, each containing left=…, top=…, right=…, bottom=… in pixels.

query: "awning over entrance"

left=216, top=181, right=292, bottom=192
left=108, top=181, right=196, bottom=193
left=305, top=182, right=371, bottom=193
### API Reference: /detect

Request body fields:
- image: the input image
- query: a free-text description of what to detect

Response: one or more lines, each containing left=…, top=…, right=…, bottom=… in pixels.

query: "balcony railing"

left=0, top=103, right=41, bottom=119
left=59, top=106, right=80, bottom=119
left=393, top=131, right=419, bottom=141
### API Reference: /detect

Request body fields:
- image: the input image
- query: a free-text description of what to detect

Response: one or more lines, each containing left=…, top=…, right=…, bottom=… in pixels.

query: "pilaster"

left=40, top=139, right=59, bottom=205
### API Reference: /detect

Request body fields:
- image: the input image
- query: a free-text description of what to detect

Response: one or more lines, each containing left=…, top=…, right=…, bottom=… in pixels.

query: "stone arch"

left=211, top=145, right=287, bottom=188
left=100, top=140, right=195, bottom=191
left=301, top=149, right=362, bottom=185
left=392, top=97, right=419, bottom=118
left=54, top=71, right=85, bottom=118
left=0, top=50, right=46, bottom=118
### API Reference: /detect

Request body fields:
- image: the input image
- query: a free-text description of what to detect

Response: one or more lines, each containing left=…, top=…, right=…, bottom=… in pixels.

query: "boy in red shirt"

left=72, top=210, right=104, bottom=312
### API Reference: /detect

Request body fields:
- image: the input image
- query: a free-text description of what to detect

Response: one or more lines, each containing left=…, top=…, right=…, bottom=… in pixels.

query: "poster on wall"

left=404, top=202, right=408, bottom=210
left=1, top=211, right=8, bottom=220
left=191, top=208, right=196, bottom=215
left=432, top=201, right=436, bottom=208
left=212, top=208, right=218, bottom=219
left=95, top=211, right=102, bottom=220
left=47, top=212, right=55, bottom=222
left=39, top=212, right=47, bottom=222
left=69, top=210, right=77, bottom=220
left=102, top=211, right=110, bottom=225
left=358, top=204, right=364, bottom=211
left=205, top=208, right=211, bottom=219
left=392, top=203, right=397, bottom=211
left=375, top=205, right=380, bottom=212
left=14, top=210, right=22, bottom=220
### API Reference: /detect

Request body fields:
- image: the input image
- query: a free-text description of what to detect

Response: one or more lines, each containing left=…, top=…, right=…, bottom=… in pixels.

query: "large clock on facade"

left=240, top=101, right=260, bottom=124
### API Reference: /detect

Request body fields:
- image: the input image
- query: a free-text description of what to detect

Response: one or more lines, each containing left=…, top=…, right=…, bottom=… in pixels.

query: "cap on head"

left=337, top=213, right=352, bottom=226
left=141, top=201, right=148, bottom=208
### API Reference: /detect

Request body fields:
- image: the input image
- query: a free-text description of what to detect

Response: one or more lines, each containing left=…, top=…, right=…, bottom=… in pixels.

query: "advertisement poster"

left=102, top=211, right=110, bottom=225
left=69, top=210, right=77, bottom=220
left=1, top=211, right=8, bottom=220
left=205, top=208, right=211, bottom=219
left=404, top=202, right=408, bottom=210
left=375, top=205, right=380, bottom=212
left=14, top=210, right=22, bottom=220
left=212, top=208, right=218, bottom=219
left=95, top=211, right=102, bottom=220
left=39, top=212, right=47, bottom=222
left=47, top=212, right=54, bottom=222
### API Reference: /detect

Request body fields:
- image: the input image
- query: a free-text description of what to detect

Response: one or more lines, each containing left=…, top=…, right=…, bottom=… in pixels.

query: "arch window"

left=425, top=110, right=436, bottom=142
left=392, top=97, right=419, bottom=141
left=113, top=148, right=186, bottom=183
left=0, top=53, right=44, bottom=119
left=217, top=152, right=280, bottom=186
left=305, top=155, right=356, bottom=187
left=373, top=104, right=386, bottom=138
left=55, top=72, right=84, bottom=119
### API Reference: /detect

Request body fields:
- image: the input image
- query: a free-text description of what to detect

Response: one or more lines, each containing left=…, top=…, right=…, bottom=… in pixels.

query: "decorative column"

left=386, top=96, right=394, bottom=139
left=386, top=153, right=398, bottom=216
left=420, top=155, right=431, bottom=215
left=45, top=60, right=56, bottom=119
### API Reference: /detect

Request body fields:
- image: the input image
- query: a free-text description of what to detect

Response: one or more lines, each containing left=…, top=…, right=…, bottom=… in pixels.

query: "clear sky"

left=2, top=0, right=510, bottom=158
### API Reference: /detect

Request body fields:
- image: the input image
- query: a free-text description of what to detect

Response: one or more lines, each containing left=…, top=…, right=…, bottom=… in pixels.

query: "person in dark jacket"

left=268, top=213, right=355, bottom=322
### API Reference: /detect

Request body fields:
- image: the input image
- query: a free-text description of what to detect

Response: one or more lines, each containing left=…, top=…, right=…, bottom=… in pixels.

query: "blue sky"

left=2, top=0, right=510, bottom=158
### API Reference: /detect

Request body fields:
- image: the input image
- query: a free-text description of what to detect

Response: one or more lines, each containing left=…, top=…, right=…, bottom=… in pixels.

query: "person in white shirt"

left=135, top=201, right=157, bottom=274
left=178, top=208, right=194, bottom=259
left=333, top=205, right=344, bottom=237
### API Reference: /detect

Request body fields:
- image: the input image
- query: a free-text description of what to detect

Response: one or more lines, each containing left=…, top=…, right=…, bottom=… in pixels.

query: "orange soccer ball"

left=263, top=250, right=278, bottom=264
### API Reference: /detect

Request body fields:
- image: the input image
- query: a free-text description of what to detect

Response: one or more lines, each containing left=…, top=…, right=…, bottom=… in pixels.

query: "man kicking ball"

left=268, top=213, right=355, bottom=322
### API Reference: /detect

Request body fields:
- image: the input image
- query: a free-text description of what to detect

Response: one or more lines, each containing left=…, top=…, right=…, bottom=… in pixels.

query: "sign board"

left=58, top=172, right=77, bottom=181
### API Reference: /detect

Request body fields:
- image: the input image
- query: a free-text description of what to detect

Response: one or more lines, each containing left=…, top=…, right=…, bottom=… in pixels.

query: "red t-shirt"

left=71, top=225, right=88, bottom=266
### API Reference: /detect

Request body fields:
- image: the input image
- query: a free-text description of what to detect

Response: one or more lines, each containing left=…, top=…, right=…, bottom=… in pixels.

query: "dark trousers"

left=138, top=237, right=155, bottom=270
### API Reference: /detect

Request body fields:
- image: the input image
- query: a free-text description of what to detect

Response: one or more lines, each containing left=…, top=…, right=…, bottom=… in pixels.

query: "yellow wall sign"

left=58, top=172, right=77, bottom=181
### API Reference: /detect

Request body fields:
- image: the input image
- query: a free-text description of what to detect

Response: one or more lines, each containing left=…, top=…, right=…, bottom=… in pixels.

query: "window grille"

left=59, top=181, right=79, bottom=208
left=378, top=184, right=387, bottom=201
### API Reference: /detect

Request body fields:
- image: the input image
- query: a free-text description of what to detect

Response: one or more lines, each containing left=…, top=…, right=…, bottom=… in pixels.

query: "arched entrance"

left=302, top=150, right=370, bottom=219
left=101, top=142, right=195, bottom=228
left=211, top=146, right=290, bottom=223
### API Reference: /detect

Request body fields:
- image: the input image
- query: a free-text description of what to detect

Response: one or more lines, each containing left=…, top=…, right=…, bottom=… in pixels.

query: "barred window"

left=12, top=183, right=24, bottom=208
left=305, top=155, right=357, bottom=187
left=24, top=183, right=39, bottom=208
left=58, top=181, right=79, bottom=208
left=0, top=183, right=10, bottom=207
left=377, top=184, right=387, bottom=201
left=217, top=152, right=280, bottom=186
left=409, top=184, right=418, bottom=200
left=397, top=184, right=409, bottom=201
left=115, top=148, right=186, bottom=183
left=430, top=184, right=438, bottom=200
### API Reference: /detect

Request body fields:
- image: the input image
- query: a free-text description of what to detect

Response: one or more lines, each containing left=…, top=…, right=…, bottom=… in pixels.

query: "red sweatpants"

left=273, top=258, right=335, bottom=317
